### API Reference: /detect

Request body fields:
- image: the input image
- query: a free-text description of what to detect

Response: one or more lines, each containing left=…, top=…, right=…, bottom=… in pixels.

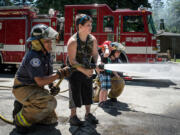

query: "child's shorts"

left=99, top=74, right=111, bottom=90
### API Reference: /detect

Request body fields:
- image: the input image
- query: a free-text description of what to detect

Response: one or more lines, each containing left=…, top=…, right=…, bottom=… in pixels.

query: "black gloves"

left=57, top=66, right=72, bottom=79
left=49, top=83, right=60, bottom=96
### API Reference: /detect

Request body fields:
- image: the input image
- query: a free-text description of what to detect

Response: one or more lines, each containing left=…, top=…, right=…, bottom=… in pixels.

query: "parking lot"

left=0, top=69, right=180, bottom=135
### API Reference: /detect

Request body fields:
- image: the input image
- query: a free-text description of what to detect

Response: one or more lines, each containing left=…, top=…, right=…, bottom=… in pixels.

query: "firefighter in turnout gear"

left=93, top=41, right=125, bottom=106
left=12, top=24, right=70, bottom=133
left=108, top=42, right=125, bottom=102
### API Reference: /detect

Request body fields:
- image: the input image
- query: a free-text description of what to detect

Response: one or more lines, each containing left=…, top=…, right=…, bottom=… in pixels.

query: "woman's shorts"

left=68, top=71, right=93, bottom=108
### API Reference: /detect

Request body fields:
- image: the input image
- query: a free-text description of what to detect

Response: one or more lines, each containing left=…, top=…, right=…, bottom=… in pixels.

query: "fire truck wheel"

left=0, top=64, right=5, bottom=72
left=119, top=52, right=128, bottom=63
left=11, top=66, right=18, bottom=73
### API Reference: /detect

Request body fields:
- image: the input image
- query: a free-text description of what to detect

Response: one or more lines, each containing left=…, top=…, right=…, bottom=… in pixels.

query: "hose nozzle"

left=98, top=64, right=104, bottom=69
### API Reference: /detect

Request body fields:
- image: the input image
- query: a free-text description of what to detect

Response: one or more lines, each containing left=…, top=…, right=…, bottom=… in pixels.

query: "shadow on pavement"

left=101, top=100, right=136, bottom=116
left=125, top=79, right=176, bottom=88
left=69, top=121, right=100, bottom=135
left=0, top=73, right=15, bottom=78
left=173, top=86, right=180, bottom=90
left=9, top=124, right=62, bottom=135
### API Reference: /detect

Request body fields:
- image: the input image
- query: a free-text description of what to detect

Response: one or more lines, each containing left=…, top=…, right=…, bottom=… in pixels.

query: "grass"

left=171, top=59, right=180, bottom=62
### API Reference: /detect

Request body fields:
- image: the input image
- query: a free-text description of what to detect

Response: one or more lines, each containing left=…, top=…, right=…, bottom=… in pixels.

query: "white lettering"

left=126, top=37, right=146, bottom=43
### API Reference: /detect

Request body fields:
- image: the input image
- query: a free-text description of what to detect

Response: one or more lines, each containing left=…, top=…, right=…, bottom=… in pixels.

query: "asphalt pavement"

left=0, top=72, right=180, bottom=135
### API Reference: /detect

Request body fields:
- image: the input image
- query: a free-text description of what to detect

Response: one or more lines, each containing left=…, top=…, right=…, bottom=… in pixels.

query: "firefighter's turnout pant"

left=108, top=76, right=125, bottom=99
left=12, top=79, right=57, bottom=127
left=93, top=76, right=125, bottom=102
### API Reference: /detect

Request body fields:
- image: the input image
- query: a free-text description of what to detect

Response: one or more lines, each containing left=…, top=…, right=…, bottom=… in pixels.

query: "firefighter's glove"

left=50, top=85, right=60, bottom=96
left=57, top=66, right=72, bottom=79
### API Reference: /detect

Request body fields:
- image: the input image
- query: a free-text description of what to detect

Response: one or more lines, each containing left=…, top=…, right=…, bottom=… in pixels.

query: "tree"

left=0, top=0, right=12, bottom=6
left=150, top=0, right=180, bottom=33
left=150, top=0, right=165, bottom=30
left=11, top=0, right=34, bottom=5
left=35, top=0, right=151, bottom=15
left=166, top=0, right=180, bottom=32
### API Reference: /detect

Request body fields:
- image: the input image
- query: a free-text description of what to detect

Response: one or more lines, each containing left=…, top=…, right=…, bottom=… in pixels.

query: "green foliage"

left=165, top=0, right=180, bottom=33
left=96, top=0, right=150, bottom=10
left=0, top=0, right=12, bottom=6
left=35, top=0, right=98, bottom=14
left=152, top=0, right=164, bottom=9
left=8, top=0, right=151, bottom=19
left=10, top=0, right=34, bottom=5
left=150, top=0, right=165, bottom=30
left=171, top=59, right=180, bottom=62
left=151, top=0, right=180, bottom=33
left=172, top=1, right=180, bottom=30
left=35, top=0, right=151, bottom=15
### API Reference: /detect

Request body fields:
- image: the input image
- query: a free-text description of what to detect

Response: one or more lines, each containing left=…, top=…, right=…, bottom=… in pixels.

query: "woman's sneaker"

left=85, top=113, right=99, bottom=124
left=69, top=115, right=83, bottom=126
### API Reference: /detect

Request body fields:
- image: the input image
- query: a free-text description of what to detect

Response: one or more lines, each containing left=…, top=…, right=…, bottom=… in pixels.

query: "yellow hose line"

left=55, top=79, right=63, bottom=88
left=59, top=89, right=69, bottom=93
left=71, top=64, right=84, bottom=68
left=0, top=114, right=14, bottom=125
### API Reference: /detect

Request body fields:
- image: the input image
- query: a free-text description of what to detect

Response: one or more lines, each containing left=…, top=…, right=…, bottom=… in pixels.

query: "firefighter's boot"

left=12, top=100, right=28, bottom=134
left=12, top=100, right=23, bottom=119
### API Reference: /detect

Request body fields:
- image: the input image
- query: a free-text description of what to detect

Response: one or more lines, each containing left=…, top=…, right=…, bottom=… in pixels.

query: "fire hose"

left=0, top=64, right=104, bottom=125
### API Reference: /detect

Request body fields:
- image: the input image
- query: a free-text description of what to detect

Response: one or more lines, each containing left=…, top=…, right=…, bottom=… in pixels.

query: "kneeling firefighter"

left=12, top=24, right=70, bottom=133
left=93, top=41, right=125, bottom=103
left=108, top=42, right=125, bottom=102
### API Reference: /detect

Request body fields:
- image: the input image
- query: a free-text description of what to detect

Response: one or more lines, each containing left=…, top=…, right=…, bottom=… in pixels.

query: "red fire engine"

left=64, top=4, right=158, bottom=63
left=0, top=6, right=59, bottom=69
left=0, top=4, right=159, bottom=69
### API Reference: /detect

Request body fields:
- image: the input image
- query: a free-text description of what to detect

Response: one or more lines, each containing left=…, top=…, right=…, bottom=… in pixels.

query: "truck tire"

left=119, top=51, right=128, bottom=63
left=118, top=51, right=128, bottom=77
left=0, top=54, right=4, bottom=72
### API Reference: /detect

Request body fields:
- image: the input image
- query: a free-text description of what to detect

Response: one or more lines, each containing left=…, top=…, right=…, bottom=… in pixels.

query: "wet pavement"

left=0, top=72, right=180, bottom=135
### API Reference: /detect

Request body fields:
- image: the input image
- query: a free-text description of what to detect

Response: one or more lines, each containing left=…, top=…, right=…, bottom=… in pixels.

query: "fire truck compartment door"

left=0, top=17, right=27, bottom=63
left=5, top=19, right=26, bottom=45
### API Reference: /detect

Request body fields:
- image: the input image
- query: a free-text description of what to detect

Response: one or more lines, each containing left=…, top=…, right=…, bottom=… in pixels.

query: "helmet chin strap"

left=38, top=39, right=48, bottom=54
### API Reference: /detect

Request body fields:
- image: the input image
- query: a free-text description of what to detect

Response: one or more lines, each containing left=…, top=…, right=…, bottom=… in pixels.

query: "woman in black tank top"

left=67, top=14, right=101, bottom=126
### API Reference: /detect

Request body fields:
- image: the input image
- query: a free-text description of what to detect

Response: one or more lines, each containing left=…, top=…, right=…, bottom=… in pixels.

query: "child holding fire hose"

left=94, top=41, right=125, bottom=107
